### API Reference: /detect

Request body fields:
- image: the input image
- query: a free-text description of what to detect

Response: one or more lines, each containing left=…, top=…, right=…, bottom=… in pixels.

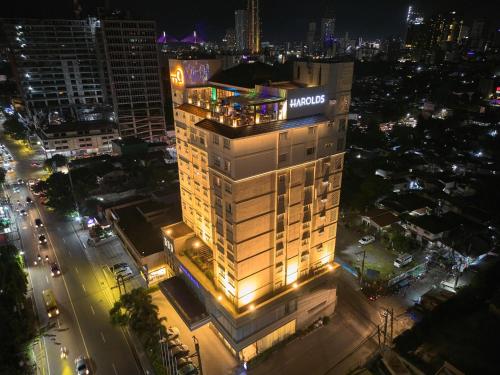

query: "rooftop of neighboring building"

left=39, top=120, right=117, bottom=135
left=111, top=196, right=182, bottom=257
left=379, top=193, right=434, bottom=214
left=406, top=212, right=464, bottom=235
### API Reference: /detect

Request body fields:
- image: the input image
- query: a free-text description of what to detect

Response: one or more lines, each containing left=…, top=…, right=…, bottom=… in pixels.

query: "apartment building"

left=38, top=120, right=118, bottom=158
left=0, top=18, right=103, bottom=116
left=96, top=19, right=166, bottom=141
left=163, top=59, right=353, bottom=360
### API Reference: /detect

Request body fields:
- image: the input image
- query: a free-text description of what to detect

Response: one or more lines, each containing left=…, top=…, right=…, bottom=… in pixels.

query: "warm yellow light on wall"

left=239, top=284, right=256, bottom=306
left=286, top=261, right=298, bottom=285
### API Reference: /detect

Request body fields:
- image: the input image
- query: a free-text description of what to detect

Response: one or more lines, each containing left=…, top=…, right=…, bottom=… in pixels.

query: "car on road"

left=75, top=356, right=91, bottom=375
left=358, top=235, right=375, bottom=245
left=38, top=234, right=47, bottom=244
left=35, top=218, right=43, bottom=228
left=31, top=162, right=40, bottom=167
left=7, top=167, right=13, bottom=173
left=13, top=186, right=20, bottom=193
left=26, top=197, right=32, bottom=204
left=50, top=263, right=61, bottom=277
left=17, top=178, right=24, bottom=184
left=19, top=209, right=27, bottom=216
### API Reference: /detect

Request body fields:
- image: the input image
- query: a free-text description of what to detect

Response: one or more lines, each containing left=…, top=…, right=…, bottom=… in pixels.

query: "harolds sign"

left=289, top=94, right=325, bottom=108
left=287, top=87, right=327, bottom=119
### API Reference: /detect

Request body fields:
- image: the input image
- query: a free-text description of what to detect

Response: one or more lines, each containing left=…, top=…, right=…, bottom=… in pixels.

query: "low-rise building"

left=361, top=208, right=400, bottom=231
left=38, top=120, right=118, bottom=158
left=106, top=194, right=182, bottom=284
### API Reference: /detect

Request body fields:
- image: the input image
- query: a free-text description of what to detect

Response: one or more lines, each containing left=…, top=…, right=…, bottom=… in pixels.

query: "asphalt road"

left=1, top=133, right=142, bottom=375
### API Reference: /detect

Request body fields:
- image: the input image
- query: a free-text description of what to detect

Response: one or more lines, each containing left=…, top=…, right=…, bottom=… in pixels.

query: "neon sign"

left=171, top=68, right=184, bottom=85
left=288, top=95, right=325, bottom=108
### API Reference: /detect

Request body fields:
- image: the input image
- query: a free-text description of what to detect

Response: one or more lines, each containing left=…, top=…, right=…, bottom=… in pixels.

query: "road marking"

left=100, top=331, right=106, bottom=343
left=90, top=305, right=95, bottom=315
left=75, top=266, right=79, bottom=274
left=112, top=363, right=118, bottom=375
left=82, top=242, right=86, bottom=249
left=57, top=319, right=61, bottom=329
left=82, top=283, right=86, bottom=292
left=45, top=275, right=49, bottom=284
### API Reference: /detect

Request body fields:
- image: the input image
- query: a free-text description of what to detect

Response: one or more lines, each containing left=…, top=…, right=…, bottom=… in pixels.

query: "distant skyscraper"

left=247, top=0, right=260, bottom=53
left=96, top=19, right=166, bottom=141
left=0, top=18, right=103, bottom=118
left=320, top=18, right=335, bottom=56
left=306, top=22, right=317, bottom=54
left=223, top=28, right=237, bottom=51
left=234, top=9, right=248, bottom=51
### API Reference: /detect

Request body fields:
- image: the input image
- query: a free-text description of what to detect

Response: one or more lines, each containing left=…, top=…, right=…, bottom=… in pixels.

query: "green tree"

left=109, top=288, right=165, bottom=347
left=45, top=172, right=74, bottom=213
left=349, top=175, right=392, bottom=211
left=2, top=117, right=27, bottom=139
left=388, top=228, right=414, bottom=253
left=43, top=154, right=68, bottom=171
left=0, top=245, right=36, bottom=374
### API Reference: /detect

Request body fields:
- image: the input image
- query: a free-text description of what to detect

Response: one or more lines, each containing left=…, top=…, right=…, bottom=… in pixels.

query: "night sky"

left=6, top=0, right=499, bottom=42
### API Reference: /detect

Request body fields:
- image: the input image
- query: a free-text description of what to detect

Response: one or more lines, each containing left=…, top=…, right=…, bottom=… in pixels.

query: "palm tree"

left=109, top=288, right=165, bottom=346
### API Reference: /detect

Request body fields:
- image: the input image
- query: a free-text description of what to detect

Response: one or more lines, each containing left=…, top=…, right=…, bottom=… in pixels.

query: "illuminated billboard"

left=286, top=87, right=327, bottom=119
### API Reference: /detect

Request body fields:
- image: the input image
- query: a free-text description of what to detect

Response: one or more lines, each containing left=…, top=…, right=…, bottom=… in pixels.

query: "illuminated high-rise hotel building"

left=163, top=59, right=353, bottom=360
left=247, top=0, right=260, bottom=53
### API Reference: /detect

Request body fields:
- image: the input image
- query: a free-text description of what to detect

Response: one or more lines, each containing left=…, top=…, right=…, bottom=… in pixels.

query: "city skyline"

left=4, top=0, right=498, bottom=42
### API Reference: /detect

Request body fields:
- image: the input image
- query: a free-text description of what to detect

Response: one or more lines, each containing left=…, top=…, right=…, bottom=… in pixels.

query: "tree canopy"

left=2, top=117, right=27, bottom=139
left=45, top=172, right=74, bottom=213
left=43, top=154, right=68, bottom=171
left=0, top=245, right=36, bottom=374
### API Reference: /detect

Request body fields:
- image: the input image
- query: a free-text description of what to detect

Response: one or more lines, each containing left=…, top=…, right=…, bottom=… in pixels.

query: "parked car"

left=394, top=253, right=413, bottom=268
left=110, top=262, right=128, bottom=272
left=358, top=235, right=375, bottom=245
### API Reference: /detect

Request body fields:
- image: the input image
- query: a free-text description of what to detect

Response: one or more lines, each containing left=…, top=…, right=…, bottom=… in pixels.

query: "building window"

left=225, top=183, right=232, bottom=194
left=279, top=132, right=288, bottom=141
left=224, top=160, right=231, bottom=173
left=223, top=138, right=231, bottom=150
left=308, top=127, right=316, bottom=135
left=306, top=147, right=315, bottom=156
left=225, top=202, right=232, bottom=214
left=212, top=134, right=219, bottom=145
left=214, top=155, right=222, bottom=168
left=278, top=153, right=288, bottom=163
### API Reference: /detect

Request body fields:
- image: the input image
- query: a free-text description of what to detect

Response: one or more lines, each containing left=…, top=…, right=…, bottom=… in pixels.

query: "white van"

left=394, top=253, right=413, bottom=268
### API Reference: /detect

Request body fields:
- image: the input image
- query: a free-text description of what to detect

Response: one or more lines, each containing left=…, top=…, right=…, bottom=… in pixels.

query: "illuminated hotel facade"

left=163, top=58, right=353, bottom=360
